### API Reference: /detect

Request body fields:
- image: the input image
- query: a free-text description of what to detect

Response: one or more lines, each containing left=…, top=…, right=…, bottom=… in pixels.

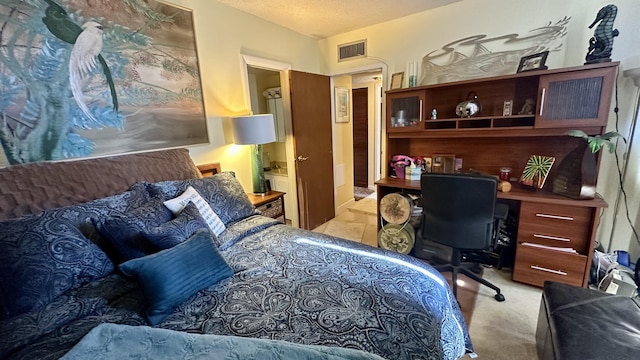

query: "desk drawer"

left=256, top=198, right=284, bottom=219
left=518, top=202, right=591, bottom=252
left=513, top=244, right=587, bottom=287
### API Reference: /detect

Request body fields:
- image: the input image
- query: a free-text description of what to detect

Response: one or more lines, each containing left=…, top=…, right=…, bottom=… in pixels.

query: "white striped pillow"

left=163, top=186, right=225, bottom=236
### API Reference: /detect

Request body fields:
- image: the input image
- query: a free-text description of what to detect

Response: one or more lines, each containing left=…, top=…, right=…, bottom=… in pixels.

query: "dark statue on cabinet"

left=585, top=4, right=619, bottom=64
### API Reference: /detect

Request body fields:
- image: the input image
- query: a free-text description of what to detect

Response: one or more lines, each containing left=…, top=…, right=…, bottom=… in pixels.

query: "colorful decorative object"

left=0, top=0, right=208, bottom=166
left=520, top=155, right=556, bottom=189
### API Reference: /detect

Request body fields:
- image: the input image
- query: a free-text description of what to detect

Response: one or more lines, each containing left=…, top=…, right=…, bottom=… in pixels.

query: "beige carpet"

left=468, top=267, right=542, bottom=359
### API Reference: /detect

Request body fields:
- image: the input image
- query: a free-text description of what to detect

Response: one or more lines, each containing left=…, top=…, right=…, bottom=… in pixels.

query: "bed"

left=0, top=149, right=472, bottom=359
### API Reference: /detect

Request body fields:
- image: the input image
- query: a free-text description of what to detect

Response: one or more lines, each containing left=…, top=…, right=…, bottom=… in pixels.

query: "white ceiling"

left=215, top=0, right=462, bottom=39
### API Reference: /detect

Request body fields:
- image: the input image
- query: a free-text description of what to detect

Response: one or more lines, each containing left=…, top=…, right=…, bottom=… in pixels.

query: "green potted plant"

left=551, top=130, right=621, bottom=199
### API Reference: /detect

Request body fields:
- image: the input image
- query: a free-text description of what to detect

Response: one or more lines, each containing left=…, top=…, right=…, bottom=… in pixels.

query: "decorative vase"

left=551, top=142, right=598, bottom=199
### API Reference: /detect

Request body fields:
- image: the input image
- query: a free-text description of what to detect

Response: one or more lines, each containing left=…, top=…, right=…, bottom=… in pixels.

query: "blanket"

left=62, top=323, right=386, bottom=360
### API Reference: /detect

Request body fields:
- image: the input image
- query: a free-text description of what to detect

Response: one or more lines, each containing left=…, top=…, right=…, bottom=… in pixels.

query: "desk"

left=375, top=176, right=607, bottom=288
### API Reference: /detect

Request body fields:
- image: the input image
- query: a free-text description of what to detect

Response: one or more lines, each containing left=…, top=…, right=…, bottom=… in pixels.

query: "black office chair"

left=418, top=172, right=506, bottom=302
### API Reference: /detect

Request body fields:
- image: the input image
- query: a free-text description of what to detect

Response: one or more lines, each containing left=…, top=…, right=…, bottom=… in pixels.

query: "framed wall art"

left=0, top=0, right=208, bottom=167
left=335, top=87, right=350, bottom=123
left=520, top=154, right=555, bottom=189
left=517, top=51, right=550, bottom=73
left=390, top=72, right=405, bottom=90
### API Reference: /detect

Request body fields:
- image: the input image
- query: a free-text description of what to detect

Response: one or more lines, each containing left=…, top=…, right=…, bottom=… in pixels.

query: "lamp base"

left=251, top=144, right=268, bottom=195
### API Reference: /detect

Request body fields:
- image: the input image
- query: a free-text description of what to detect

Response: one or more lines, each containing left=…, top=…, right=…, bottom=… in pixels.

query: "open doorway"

left=350, top=71, right=383, bottom=201
left=242, top=56, right=336, bottom=229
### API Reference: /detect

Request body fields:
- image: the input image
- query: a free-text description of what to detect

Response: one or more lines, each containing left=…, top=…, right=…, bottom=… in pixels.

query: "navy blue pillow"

left=141, top=172, right=257, bottom=225
left=142, top=202, right=211, bottom=249
left=0, top=209, right=114, bottom=318
left=93, top=198, right=173, bottom=263
left=119, top=229, right=233, bottom=325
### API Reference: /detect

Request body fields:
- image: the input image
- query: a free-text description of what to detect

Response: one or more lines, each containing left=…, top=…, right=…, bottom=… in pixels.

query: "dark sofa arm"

left=536, top=281, right=640, bottom=360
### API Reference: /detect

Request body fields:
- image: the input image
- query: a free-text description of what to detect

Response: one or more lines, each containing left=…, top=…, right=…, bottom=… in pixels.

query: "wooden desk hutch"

left=376, top=62, right=617, bottom=288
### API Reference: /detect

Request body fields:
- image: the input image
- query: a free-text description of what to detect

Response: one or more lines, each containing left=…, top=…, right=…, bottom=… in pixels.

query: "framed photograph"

left=334, top=87, right=350, bottom=123
left=503, top=100, right=513, bottom=116
left=517, top=51, right=549, bottom=73
left=390, top=72, right=405, bottom=90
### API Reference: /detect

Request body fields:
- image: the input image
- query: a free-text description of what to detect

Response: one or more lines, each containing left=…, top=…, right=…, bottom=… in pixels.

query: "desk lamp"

left=231, top=114, right=276, bottom=195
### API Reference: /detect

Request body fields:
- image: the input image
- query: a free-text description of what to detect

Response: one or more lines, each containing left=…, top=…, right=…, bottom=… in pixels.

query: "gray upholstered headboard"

left=0, top=149, right=202, bottom=221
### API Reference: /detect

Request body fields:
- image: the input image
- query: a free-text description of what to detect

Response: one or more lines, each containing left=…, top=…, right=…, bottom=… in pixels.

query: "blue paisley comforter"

left=0, top=216, right=472, bottom=359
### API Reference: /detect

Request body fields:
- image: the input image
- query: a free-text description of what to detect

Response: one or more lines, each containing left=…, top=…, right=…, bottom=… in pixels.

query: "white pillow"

left=163, top=186, right=226, bottom=236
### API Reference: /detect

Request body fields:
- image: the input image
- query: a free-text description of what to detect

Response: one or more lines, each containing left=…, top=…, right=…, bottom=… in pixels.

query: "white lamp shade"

left=231, top=114, right=276, bottom=145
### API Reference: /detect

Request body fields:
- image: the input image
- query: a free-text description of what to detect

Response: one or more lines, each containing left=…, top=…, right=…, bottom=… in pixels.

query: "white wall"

left=319, top=0, right=640, bottom=259
left=168, top=0, right=324, bottom=192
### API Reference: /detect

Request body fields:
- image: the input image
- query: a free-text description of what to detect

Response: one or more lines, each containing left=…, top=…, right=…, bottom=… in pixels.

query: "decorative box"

left=406, top=167, right=422, bottom=181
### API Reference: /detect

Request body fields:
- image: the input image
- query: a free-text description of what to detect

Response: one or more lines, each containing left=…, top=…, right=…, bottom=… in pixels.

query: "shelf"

left=423, top=115, right=535, bottom=130
left=387, top=125, right=604, bottom=139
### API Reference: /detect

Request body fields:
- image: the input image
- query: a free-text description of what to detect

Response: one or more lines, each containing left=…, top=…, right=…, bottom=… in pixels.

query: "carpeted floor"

left=467, top=267, right=541, bottom=359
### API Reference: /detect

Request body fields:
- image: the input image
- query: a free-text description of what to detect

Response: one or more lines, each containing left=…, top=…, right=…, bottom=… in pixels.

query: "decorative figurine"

left=431, top=108, right=437, bottom=119
left=585, top=4, right=619, bottom=64
left=518, top=98, right=535, bottom=115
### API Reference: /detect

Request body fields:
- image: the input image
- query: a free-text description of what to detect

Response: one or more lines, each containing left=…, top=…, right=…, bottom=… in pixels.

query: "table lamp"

left=231, top=114, right=276, bottom=194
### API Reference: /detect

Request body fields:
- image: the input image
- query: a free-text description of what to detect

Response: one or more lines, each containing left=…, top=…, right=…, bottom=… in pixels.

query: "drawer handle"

left=533, top=234, right=570, bottom=242
left=535, top=213, right=574, bottom=221
left=531, top=265, right=567, bottom=276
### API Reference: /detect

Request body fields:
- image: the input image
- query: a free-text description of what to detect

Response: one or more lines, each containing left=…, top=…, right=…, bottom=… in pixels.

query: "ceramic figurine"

left=585, top=4, right=619, bottom=64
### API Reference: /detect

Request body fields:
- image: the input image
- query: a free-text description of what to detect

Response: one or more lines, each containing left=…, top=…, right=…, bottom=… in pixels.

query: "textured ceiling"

left=215, top=0, right=461, bottom=39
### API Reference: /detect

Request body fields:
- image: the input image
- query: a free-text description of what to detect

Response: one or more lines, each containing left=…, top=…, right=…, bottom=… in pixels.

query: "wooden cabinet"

left=512, top=202, right=595, bottom=287
left=385, top=62, right=616, bottom=137
left=247, top=191, right=286, bottom=222
left=387, top=89, right=425, bottom=132
left=535, top=67, right=616, bottom=128
left=381, top=62, right=617, bottom=288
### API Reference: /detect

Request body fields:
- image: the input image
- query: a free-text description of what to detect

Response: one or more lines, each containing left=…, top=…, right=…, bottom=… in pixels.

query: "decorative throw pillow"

left=163, top=186, right=225, bottom=236
left=0, top=209, right=114, bottom=319
left=142, top=172, right=257, bottom=225
left=142, top=202, right=214, bottom=249
left=119, top=229, right=233, bottom=325
left=93, top=198, right=174, bottom=263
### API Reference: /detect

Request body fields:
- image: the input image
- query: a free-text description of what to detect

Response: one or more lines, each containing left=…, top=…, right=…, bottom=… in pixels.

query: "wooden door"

left=352, top=88, right=368, bottom=188
left=289, top=70, right=335, bottom=230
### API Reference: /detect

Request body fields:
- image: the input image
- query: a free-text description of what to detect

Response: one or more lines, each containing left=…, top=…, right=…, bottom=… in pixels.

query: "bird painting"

left=41, top=0, right=118, bottom=122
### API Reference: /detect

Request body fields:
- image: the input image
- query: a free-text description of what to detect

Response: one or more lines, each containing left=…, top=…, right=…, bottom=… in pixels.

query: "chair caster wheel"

left=494, top=293, right=505, bottom=302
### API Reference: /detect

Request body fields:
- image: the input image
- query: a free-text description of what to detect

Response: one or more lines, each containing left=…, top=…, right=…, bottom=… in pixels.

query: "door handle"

left=296, top=155, right=309, bottom=162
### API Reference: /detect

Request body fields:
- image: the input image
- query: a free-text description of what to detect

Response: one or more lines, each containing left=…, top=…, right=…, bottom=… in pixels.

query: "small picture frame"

left=503, top=100, right=513, bottom=116
left=334, top=87, right=350, bottom=123
left=390, top=72, right=404, bottom=90
left=517, top=51, right=549, bottom=73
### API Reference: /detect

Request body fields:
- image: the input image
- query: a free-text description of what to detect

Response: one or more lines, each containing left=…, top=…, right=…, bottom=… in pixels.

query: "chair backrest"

left=420, top=173, right=498, bottom=250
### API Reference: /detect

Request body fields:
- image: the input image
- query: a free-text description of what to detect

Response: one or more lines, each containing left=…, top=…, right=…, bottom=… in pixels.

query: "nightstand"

left=247, top=191, right=286, bottom=222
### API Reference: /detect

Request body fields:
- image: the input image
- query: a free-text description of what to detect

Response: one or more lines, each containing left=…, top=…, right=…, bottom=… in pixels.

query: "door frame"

left=240, top=55, right=299, bottom=227
left=330, top=64, right=386, bottom=192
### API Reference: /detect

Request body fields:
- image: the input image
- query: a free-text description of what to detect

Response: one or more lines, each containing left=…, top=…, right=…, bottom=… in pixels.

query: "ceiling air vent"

left=338, top=40, right=366, bottom=62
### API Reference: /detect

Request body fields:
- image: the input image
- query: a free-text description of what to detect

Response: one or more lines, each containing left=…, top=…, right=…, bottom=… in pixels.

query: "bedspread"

left=0, top=216, right=471, bottom=360
left=61, top=323, right=385, bottom=360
